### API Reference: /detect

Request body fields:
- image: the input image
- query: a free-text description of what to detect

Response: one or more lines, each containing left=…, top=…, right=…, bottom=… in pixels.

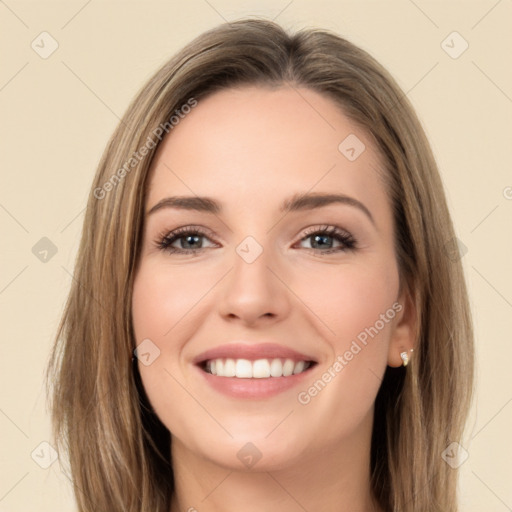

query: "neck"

left=169, top=409, right=382, bottom=512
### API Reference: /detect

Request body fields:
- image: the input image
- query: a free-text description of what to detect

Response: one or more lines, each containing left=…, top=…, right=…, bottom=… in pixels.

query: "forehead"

left=146, top=86, right=388, bottom=219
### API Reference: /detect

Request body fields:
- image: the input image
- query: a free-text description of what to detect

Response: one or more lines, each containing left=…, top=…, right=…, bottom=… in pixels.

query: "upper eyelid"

left=161, top=224, right=348, bottom=237
left=162, top=225, right=216, bottom=239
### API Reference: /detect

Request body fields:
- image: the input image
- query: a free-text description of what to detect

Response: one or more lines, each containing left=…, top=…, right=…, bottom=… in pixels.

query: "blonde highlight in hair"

left=47, top=18, right=474, bottom=511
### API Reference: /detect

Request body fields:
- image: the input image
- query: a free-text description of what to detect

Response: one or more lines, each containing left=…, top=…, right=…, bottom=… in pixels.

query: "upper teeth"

left=206, top=358, right=311, bottom=378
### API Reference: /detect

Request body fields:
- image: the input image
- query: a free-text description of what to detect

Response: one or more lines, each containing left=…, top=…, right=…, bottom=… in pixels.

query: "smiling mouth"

left=199, top=358, right=317, bottom=378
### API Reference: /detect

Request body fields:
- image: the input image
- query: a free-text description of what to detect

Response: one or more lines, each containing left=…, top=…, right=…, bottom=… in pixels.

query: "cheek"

left=131, top=260, right=215, bottom=343
left=131, top=259, right=223, bottom=394
left=290, top=261, right=400, bottom=439
left=299, top=259, right=400, bottom=416
left=131, top=262, right=204, bottom=431
left=293, top=256, right=400, bottom=378
left=299, top=256, right=398, bottom=332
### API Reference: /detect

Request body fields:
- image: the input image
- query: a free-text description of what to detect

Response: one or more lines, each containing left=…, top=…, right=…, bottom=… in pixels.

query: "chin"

left=200, top=436, right=308, bottom=473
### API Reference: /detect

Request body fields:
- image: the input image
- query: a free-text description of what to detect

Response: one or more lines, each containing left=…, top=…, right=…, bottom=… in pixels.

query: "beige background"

left=1, top=0, right=511, bottom=510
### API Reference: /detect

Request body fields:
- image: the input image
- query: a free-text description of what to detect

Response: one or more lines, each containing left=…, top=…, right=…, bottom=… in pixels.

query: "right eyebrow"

left=147, top=196, right=220, bottom=216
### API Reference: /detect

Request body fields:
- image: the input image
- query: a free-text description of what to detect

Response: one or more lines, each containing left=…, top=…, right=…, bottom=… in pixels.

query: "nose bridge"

left=217, top=234, right=290, bottom=323
left=231, top=235, right=276, bottom=297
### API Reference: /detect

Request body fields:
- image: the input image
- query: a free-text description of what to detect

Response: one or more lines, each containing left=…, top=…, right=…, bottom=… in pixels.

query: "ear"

left=387, top=285, right=418, bottom=368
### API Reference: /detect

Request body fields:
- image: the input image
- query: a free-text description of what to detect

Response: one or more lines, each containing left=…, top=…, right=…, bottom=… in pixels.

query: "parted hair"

left=46, top=18, right=474, bottom=511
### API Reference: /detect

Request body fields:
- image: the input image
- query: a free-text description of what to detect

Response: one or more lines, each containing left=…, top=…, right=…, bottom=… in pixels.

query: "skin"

left=131, top=85, right=416, bottom=512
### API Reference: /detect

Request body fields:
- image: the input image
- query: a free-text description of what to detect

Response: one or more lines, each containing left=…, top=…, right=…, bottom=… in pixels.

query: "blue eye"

left=297, top=225, right=356, bottom=254
left=155, top=224, right=356, bottom=255
left=156, top=226, right=216, bottom=255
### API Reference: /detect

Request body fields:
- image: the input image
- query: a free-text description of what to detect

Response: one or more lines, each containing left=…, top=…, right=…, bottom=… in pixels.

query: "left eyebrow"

left=147, top=192, right=374, bottom=226
left=280, top=192, right=375, bottom=226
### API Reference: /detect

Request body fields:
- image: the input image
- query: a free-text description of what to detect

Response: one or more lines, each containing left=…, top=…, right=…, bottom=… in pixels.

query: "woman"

left=47, top=18, right=474, bottom=511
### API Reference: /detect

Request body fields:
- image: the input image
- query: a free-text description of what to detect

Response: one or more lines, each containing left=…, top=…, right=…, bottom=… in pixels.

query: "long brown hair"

left=46, top=18, right=474, bottom=511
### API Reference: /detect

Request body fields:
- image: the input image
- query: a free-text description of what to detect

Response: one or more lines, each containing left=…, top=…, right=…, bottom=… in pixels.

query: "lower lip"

left=195, top=364, right=316, bottom=399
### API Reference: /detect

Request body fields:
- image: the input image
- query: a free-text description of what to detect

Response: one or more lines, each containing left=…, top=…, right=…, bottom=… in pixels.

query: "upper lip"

left=193, top=343, right=318, bottom=365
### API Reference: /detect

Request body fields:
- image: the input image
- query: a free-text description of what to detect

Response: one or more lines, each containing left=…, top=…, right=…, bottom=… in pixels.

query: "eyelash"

left=154, top=224, right=357, bottom=256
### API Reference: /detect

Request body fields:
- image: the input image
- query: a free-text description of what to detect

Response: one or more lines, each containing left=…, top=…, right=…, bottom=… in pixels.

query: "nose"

left=217, top=245, right=291, bottom=326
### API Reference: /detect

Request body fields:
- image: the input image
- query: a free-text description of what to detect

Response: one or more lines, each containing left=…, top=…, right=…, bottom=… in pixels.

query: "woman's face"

left=132, top=85, right=413, bottom=471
